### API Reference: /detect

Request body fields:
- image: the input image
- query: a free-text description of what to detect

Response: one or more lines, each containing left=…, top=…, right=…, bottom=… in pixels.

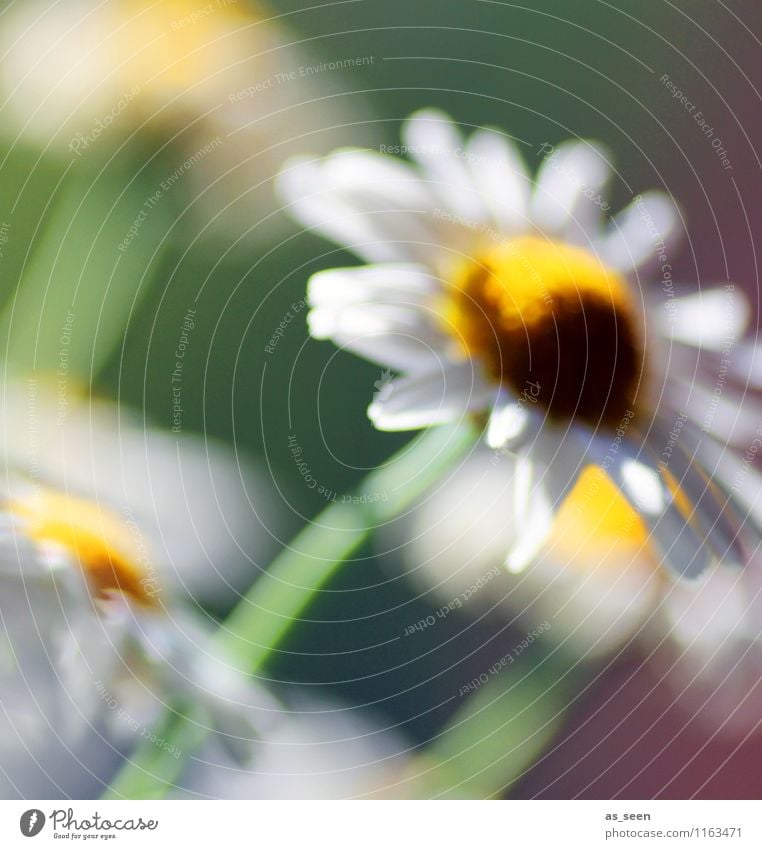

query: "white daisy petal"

left=540, top=430, right=590, bottom=509
left=616, top=456, right=668, bottom=516
left=648, top=419, right=745, bottom=568
left=465, top=128, right=531, bottom=233
left=309, top=296, right=453, bottom=372
left=368, top=361, right=495, bottom=431
left=402, top=108, right=489, bottom=223
left=307, top=264, right=440, bottom=309
left=505, top=455, right=554, bottom=574
left=606, top=444, right=712, bottom=581
left=531, top=140, right=612, bottom=241
left=277, top=156, right=406, bottom=263
left=318, top=149, right=450, bottom=264
left=598, top=190, right=682, bottom=272
left=655, top=288, right=750, bottom=351
left=667, top=376, right=762, bottom=450
left=512, top=452, right=534, bottom=521
left=731, top=340, right=762, bottom=389
left=320, top=149, right=435, bottom=211
left=671, top=418, right=762, bottom=539
left=652, top=504, right=714, bottom=581
left=307, top=302, right=428, bottom=339
left=486, top=398, right=533, bottom=450
left=332, top=331, right=451, bottom=373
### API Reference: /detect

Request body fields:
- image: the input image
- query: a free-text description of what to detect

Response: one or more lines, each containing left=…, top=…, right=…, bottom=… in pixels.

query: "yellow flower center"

left=12, top=489, right=157, bottom=607
left=549, top=466, right=652, bottom=568
left=445, top=236, right=642, bottom=426
left=116, top=0, right=256, bottom=95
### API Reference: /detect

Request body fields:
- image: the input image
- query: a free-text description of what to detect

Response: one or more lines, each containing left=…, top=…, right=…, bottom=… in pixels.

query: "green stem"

left=0, top=155, right=173, bottom=382
left=104, top=421, right=480, bottom=799
left=399, top=650, right=583, bottom=799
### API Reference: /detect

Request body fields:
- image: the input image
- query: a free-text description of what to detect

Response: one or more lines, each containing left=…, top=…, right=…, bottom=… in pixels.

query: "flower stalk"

left=105, top=420, right=481, bottom=799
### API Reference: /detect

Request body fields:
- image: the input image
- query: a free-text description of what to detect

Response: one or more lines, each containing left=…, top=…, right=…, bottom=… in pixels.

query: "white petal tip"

left=407, top=107, right=451, bottom=123
left=619, top=459, right=666, bottom=516
left=275, top=155, right=318, bottom=200
left=305, top=310, right=334, bottom=339
left=367, top=402, right=408, bottom=432
left=485, top=432, right=504, bottom=451
left=486, top=403, right=531, bottom=450
left=505, top=554, right=530, bottom=575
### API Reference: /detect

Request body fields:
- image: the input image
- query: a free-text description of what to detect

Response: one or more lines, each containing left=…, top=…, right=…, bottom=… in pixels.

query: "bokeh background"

left=0, top=0, right=760, bottom=798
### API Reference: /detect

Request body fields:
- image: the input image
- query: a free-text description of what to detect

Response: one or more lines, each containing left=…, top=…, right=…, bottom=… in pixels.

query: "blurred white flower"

left=1, top=378, right=277, bottom=607
left=390, top=443, right=762, bottom=737
left=177, top=694, right=412, bottom=800
left=0, top=0, right=369, bottom=239
left=387, top=445, right=660, bottom=662
left=648, top=554, right=762, bottom=738
left=278, top=108, right=760, bottom=583
left=0, top=379, right=279, bottom=795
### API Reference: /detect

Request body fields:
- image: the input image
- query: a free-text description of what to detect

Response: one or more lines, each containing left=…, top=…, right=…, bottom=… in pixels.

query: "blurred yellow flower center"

left=446, top=236, right=642, bottom=426
left=12, top=490, right=156, bottom=607
left=118, top=0, right=253, bottom=92
left=550, top=466, right=652, bottom=567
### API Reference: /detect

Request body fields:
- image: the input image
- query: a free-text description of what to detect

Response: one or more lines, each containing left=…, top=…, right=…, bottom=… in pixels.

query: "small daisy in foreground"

left=0, top=382, right=275, bottom=794
left=278, top=109, right=760, bottom=581
left=0, top=476, right=264, bottom=795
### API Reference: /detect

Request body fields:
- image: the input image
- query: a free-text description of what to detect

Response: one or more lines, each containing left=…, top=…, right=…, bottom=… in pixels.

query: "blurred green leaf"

left=0, top=143, right=67, bottom=314
left=0, top=157, right=173, bottom=382
left=406, top=652, right=579, bottom=799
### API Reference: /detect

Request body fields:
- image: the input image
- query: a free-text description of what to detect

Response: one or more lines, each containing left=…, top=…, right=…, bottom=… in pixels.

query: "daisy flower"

left=0, top=382, right=275, bottom=795
left=277, top=108, right=760, bottom=582
left=386, top=445, right=661, bottom=662
left=0, top=379, right=277, bottom=608
left=0, top=0, right=367, bottom=240
left=392, top=444, right=762, bottom=738
left=1, top=0, right=266, bottom=141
